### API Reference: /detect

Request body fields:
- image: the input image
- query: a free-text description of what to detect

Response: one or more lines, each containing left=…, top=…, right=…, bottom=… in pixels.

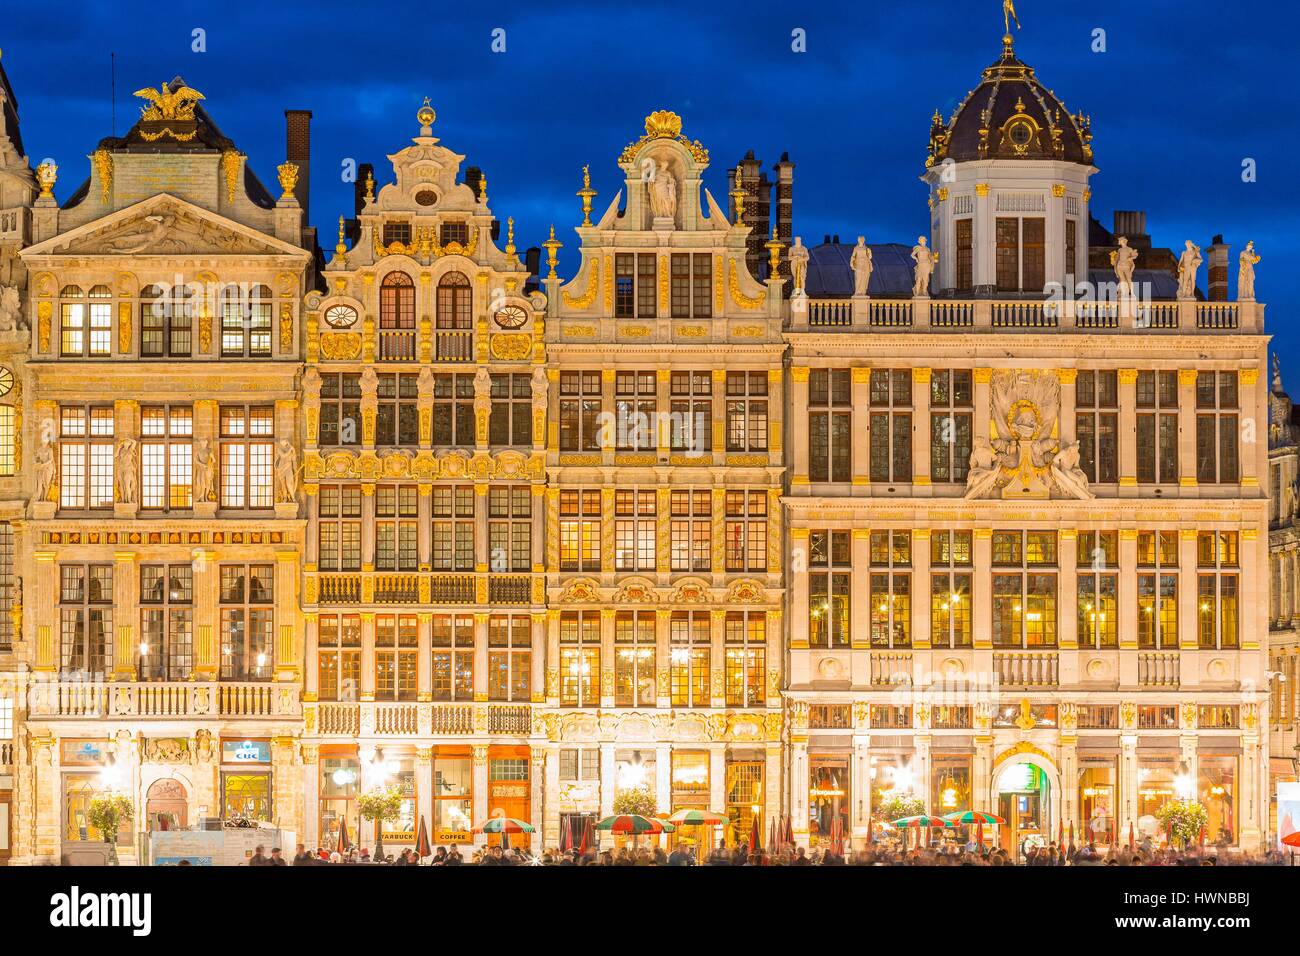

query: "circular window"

left=324, top=304, right=358, bottom=329
left=1007, top=121, right=1033, bottom=148
left=494, top=305, right=527, bottom=330
left=0, top=366, right=12, bottom=397
left=415, top=189, right=438, bottom=207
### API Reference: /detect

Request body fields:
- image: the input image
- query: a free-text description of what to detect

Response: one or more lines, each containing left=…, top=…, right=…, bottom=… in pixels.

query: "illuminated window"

left=219, top=564, right=273, bottom=681
left=869, top=369, right=912, bottom=483
left=931, top=530, right=972, bottom=648
left=1136, top=531, right=1178, bottom=649
left=139, top=564, right=193, bottom=680
left=1078, top=531, right=1119, bottom=648
left=219, top=405, right=273, bottom=509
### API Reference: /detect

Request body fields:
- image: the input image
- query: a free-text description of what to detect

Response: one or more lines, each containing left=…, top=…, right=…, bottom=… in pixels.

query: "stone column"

left=192, top=550, right=219, bottom=680
left=1177, top=369, right=1198, bottom=488
left=972, top=529, right=993, bottom=649
left=767, top=368, right=784, bottom=467
left=850, top=529, right=871, bottom=650
left=1120, top=732, right=1138, bottom=840
left=851, top=735, right=871, bottom=840
left=1117, top=530, right=1138, bottom=655
left=790, top=735, right=809, bottom=845
left=972, top=182, right=993, bottom=292
left=1057, top=368, right=1078, bottom=445
left=415, top=746, right=433, bottom=849
left=299, top=745, right=319, bottom=847
left=1178, top=530, right=1199, bottom=650
left=912, top=529, right=932, bottom=648
left=274, top=550, right=299, bottom=682
left=304, top=613, right=320, bottom=700
left=851, top=367, right=871, bottom=486
left=656, top=743, right=672, bottom=815
left=599, top=743, right=616, bottom=817
left=473, top=612, right=490, bottom=701
left=530, top=613, right=546, bottom=703
left=599, top=608, right=615, bottom=708
left=417, top=613, right=433, bottom=700
left=1059, top=737, right=1079, bottom=838
left=912, top=367, right=932, bottom=488
left=1240, top=367, right=1261, bottom=492
left=113, top=551, right=137, bottom=680
left=471, top=745, right=489, bottom=848
left=655, top=609, right=672, bottom=708
left=1059, top=529, right=1078, bottom=652
left=790, top=367, right=810, bottom=486
left=31, top=551, right=57, bottom=672
left=529, top=750, right=545, bottom=849
left=914, top=735, right=932, bottom=813
left=272, top=736, right=301, bottom=839
left=359, top=612, right=376, bottom=701
left=973, top=736, right=994, bottom=814
left=765, top=741, right=782, bottom=841
left=790, top=529, right=810, bottom=651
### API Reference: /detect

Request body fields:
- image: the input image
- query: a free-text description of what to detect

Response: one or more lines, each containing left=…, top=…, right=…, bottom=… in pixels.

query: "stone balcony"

left=308, top=700, right=535, bottom=738
left=307, top=571, right=540, bottom=607
left=26, top=680, right=300, bottom=720
left=794, top=297, right=1261, bottom=334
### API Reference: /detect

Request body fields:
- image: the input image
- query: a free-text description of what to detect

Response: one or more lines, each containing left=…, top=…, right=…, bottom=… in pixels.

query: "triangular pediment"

left=23, top=193, right=309, bottom=259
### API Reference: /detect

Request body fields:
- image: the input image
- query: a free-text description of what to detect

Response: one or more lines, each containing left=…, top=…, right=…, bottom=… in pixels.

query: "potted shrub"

left=1156, top=800, right=1209, bottom=850
left=357, top=786, right=404, bottom=861
left=87, top=795, right=133, bottom=865
left=611, top=786, right=659, bottom=818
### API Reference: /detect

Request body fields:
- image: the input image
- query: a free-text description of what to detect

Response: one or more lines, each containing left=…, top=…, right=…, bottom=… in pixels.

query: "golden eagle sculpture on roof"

left=133, top=82, right=205, bottom=121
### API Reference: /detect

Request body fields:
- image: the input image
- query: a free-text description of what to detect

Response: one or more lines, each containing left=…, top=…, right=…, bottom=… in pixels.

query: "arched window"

left=59, top=285, right=84, bottom=356
left=436, top=272, right=471, bottom=330
left=380, top=272, right=415, bottom=330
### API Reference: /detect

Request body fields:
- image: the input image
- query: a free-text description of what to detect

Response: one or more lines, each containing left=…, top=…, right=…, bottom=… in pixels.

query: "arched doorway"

left=146, top=779, right=188, bottom=832
left=991, top=749, right=1058, bottom=860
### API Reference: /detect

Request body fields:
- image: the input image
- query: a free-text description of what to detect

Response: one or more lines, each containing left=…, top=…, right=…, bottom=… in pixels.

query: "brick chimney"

left=1207, top=234, right=1230, bottom=302
left=285, top=109, right=312, bottom=219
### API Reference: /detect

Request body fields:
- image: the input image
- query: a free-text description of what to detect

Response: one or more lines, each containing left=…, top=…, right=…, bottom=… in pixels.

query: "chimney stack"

left=1207, top=234, right=1230, bottom=302
left=773, top=152, right=795, bottom=249
left=285, top=109, right=312, bottom=219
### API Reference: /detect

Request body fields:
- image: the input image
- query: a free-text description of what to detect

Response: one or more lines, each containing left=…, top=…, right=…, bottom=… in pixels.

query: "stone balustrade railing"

left=309, top=571, right=540, bottom=607
left=310, top=701, right=536, bottom=738
left=796, top=297, right=1259, bottom=333
left=26, top=681, right=300, bottom=719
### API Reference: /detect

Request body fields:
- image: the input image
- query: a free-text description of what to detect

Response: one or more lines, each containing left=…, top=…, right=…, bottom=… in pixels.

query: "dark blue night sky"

left=5, top=0, right=1296, bottom=366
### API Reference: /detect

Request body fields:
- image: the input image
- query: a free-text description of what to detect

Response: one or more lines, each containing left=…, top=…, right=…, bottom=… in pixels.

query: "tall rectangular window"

left=1136, top=531, right=1178, bottom=649
left=615, top=371, right=657, bottom=451
left=139, top=564, right=194, bottom=680
left=614, top=610, right=655, bottom=707
left=670, top=611, right=710, bottom=707
left=809, top=530, right=851, bottom=648
left=669, top=253, right=712, bottom=318
left=59, top=564, right=113, bottom=676
left=375, top=373, right=420, bottom=447
left=375, top=485, right=419, bottom=572
left=956, top=218, right=973, bottom=291
left=432, top=614, right=474, bottom=701
left=559, top=611, right=599, bottom=707
left=219, top=406, right=274, bottom=509
left=319, top=372, right=361, bottom=446
left=726, top=371, right=768, bottom=452
left=219, top=564, right=273, bottom=681
left=559, top=490, right=601, bottom=572
left=1136, top=371, right=1179, bottom=484
left=376, top=614, right=418, bottom=701
left=930, top=369, right=972, bottom=483
left=614, top=253, right=656, bottom=318
left=59, top=406, right=114, bottom=510
left=724, top=611, right=765, bottom=707
left=669, top=371, right=711, bottom=453
left=809, top=368, right=851, bottom=483
left=140, top=405, right=193, bottom=510
left=1196, top=371, right=1240, bottom=484
left=1197, top=532, right=1239, bottom=649
left=670, top=490, right=711, bottom=572
left=614, top=489, right=656, bottom=571
left=931, top=531, right=972, bottom=648
left=1076, top=370, right=1118, bottom=484
left=318, top=484, right=362, bottom=572
left=1077, top=531, right=1119, bottom=648
left=432, top=373, right=476, bottom=447
left=558, top=371, right=602, bottom=452
left=991, top=531, right=1057, bottom=647
left=318, top=613, right=361, bottom=701
left=489, top=373, right=533, bottom=447
left=488, top=614, right=531, bottom=702
left=870, top=531, right=912, bottom=648
left=431, top=485, right=475, bottom=572
left=869, top=368, right=912, bottom=483
left=725, top=490, right=767, bottom=572
left=488, top=486, right=532, bottom=573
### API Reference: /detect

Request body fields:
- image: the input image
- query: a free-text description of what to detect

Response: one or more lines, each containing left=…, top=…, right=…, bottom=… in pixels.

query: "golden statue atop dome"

left=1002, top=0, right=1021, bottom=52
left=133, top=82, right=205, bottom=121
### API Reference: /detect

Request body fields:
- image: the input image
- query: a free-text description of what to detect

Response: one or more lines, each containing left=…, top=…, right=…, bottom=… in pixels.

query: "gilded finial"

left=577, top=165, right=596, bottom=227
left=478, top=173, right=488, bottom=204
left=542, top=224, right=562, bottom=280
left=364, top=170, right=375, bottom=205
left=276, top=161, right=299, bottom=201
left=417, top=96, right=436, bottom=131
left=730, top=166, right=746, bottom=222
left=505, top=216, right=516, bottom=258
left=336, top=215, right=347, bottom=258
left=36, top=160, right=58, bottom=200
left=765, top=225, right=784, bottom=279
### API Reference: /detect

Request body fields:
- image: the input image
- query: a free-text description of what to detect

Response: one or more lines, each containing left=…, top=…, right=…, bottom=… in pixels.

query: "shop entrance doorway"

left=996, top=762, right=1050, bottom=859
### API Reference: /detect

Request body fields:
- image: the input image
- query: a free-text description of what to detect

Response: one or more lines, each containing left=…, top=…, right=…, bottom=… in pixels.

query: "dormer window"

left=995, top=217, right=1045, bottom=293
left=383, top=221, right=412, bottom=247
left=440, top=221, right=469, bottom=247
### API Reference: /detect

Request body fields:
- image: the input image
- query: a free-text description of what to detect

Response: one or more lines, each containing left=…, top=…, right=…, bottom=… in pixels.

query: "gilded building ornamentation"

left=727, top=258, right=766, bottom=309
left=93, top=148, right=112, bottom=202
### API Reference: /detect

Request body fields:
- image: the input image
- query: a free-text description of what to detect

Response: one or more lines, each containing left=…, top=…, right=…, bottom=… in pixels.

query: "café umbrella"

left=415, top=815, right=432, bottom=860
left=335, top=817, right=352, bottom=856
left=473, top=813, right=535, bottom=851
left=892, top=814, right=956, bottom=851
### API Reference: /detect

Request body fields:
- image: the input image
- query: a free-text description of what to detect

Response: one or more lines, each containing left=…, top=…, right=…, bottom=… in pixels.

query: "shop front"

left=378, top=750, right=416, bottom=848
left=486, top=745, right=530, bottom=846
left=995, top=761, right=1051, bottom=856
left=1078, top=754, right=1118, bottom=846
left=670, top=750, right=709, bottom=853
left=432, top=747, right=473, bottom=846
left=809, top=755, right=850, bottom=847
left=319, top=747, right=360, bottom=850
left=220, top=738, right=273, bottom=824
left=1136, top=752, right=1178, bottom=841
left=931, top=754, right=972, bottom=845
left=59, top=739, right=124, bottom=864
left=725, top=754, right=764, bottom=850
left=1198, top=752, right=1238, bottom=846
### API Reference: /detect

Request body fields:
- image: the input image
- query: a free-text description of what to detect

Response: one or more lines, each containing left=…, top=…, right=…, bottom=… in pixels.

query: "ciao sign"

left=221, top=740, right=271, bottom=765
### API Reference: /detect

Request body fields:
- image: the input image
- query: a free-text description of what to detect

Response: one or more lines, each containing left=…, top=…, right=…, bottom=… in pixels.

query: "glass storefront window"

left=1079, top=761, right=1117, bottom=845
left=488, top=749, right=531, bottom=843
left=381, top=759, right=416, bottom=842
left=1199, top=756, right=1236, bottom=845
left=809, top=758, right=849, bottom=846
left=222, top=772, right=271, bottom=822
left=1136, top=758, right=1176, bottom=837
left=434, top=754, right=472, bottom=844
left=671, top=751, right=709, bottom=807
left=931, top=757, right=971, bottom=814
left=64, top=774, right=120, bottom=843
left=320, top=755, right=360, bottom=848
left=615, top=749, right=655, bottom=796
left=725, top=760, right=764, bottom=849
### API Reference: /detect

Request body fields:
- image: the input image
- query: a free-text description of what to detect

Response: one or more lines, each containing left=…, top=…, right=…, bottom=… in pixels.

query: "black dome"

left=927, top=37, right=1093, bottom=169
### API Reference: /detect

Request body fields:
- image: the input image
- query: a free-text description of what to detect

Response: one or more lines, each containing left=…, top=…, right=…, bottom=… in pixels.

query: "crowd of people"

left=257, top=840, right=1292, bottom=866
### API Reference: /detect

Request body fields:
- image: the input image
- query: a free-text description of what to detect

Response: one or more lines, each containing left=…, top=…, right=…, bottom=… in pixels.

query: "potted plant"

left=357, top=786, right=404, bottom=861
left=1156, top=800, right=1209, bottom=850
left=877, top=792, right=925, bottom=823
left=611, top=786, right=659, bottom=818
left=87, top=795, right=133, bottom=865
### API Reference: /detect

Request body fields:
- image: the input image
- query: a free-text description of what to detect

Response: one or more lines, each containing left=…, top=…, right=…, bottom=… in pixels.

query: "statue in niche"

left=274, top=438, right=299, bottom=503
left=193, top=438, right=215, bottom=503
left=648, top=161, right=677, bottom=219
left=0, top=285, right=23, bottom=331
left=115, top=437, right=138, bottom=504
left=35, top=430, right=57, bottom=503
left=1176, top=240, right=1201, bottom=300
left=850, top=237, right=873, bottom=296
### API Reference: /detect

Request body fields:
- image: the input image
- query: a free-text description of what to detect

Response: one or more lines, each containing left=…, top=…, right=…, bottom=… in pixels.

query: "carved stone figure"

left=1110, top=236, right=1138, bottom=296
left=911, top=236, right=936, bottom=297
left=274, top=438, right=299, bottom=503
left=648, top=161, right=677, bottom=219
left=193, top=438, right=215, bottom=503
left=964, top=369, right=1092, bottom=500
left=530, top=365, right=549, bottom=412
left=34, top=431, right=56, bottom=503
left=788, top=236, right=810, bottom=292
left=0, top=285, right=22, bottom=332
left=1239, top=240, right=1260, bottom=300
left=849, top=236, right=873, bottom=296
left=105, top=213, right=176, bottom=255
left=1176, top=240, right=1201, bottom=300
left=115, top=437, right=138, bottom=504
